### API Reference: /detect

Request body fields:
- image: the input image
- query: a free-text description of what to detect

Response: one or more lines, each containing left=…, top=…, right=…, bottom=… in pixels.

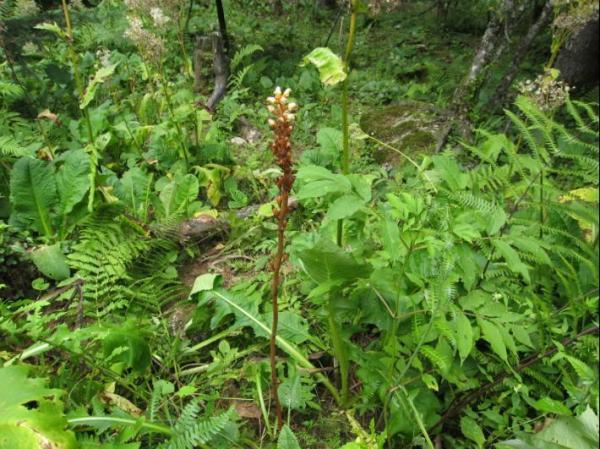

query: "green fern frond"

left=68, top=207, right=185, bottom=313
left=231, top=44, right=263, bottom=70
left=161, top=407, right=235, bottom=449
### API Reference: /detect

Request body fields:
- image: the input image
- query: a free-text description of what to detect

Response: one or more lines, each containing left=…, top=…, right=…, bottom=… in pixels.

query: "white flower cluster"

left=22, top=41, right=39, bottom=55
left=517, top=70, right=572, bottom=111
left=267, top=87, right=297, bottom=128
left=96, top=48, right=112, bottom=68
left=369, top=0, right=403, bottom=14
left=125, top=0, right=185, bottom=19
left=552, top=0, right=599, bottom=33
left=70, top=0, right=85, bottom=10
left=14, top=0, right=39, bottom=16
left=124, top=16, right=165, bottom=63
left=150, top=7, right=171, bottom=27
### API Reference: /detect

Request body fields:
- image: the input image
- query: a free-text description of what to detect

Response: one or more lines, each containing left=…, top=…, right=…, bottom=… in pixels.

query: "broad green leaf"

left=327, top=194, right=364, bottom=220
left=55, top=150, right=91, bottom=215
left=189, top=273, right=222, bottom=296
left=30, top=244, right=70, bottom=281
left=158, top=174, right=199, bottom=218
left=297, top=238, right=371, bottom=284
left=537, top=416, right=597, bottom=449
left=460, top=416, right=485, bottom=448
left=478, top=318, right=508, bottom=362
left=9, top=157, right=58, bottom=237
left=453, top=309, right=474, bottom=362
left=263, top=311, right=311, bottom=345
left=278, top=425, right=301, bottom=449
left=103, top=330, right=151, bottom=374
left=533, top=397, right=572, bottom=416
left=80, top=63, right=118, bottom=109
left=114, top=167, right=152, bottom=218
left=0, top=365, right=77, bottom=449
left=302, top=47, right=347, bottom=86
left=317, top=127, right=343, bottom=155
left=296, top=165, right=351, bottom=200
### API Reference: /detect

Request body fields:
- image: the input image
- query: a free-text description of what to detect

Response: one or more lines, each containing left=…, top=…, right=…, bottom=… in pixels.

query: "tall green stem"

left=61, top=0, right=96, bottom=212
left=158, top=63, right=189, bottom=169
left=331, top=1, right=358, bottom=409
left=336, top=0, right=358, bottom=247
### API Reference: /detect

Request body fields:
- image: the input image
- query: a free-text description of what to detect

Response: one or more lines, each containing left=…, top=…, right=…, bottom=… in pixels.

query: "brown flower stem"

left=267, top=87, right=297, bottom=432
left=270, top=189, right=288, bottom=431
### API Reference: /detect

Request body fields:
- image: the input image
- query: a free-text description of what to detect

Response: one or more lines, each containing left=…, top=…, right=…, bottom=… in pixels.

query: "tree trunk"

left=206, top=32, right=229, bottom=112
left=488, top=0, right=553, bottom=113
left=436, top=0, right=516, bottom=151
left=214, top=0, right=229, bottom=54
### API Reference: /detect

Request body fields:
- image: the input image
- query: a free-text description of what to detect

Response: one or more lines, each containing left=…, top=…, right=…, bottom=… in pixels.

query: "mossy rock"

left=360, top=101, right=443, bottom=164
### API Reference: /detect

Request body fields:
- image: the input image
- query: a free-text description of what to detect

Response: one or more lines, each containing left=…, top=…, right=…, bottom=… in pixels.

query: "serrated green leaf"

left=533, top=397, right=572, bottom=416
left=80, top=63, right=118, bottom=109
left=493, top=239, right=530, bottom=283
left=460, top=416, right=485, bottom=448
left=454, top=309, right=474, bottom=362
left=478, top=318, right=508, bottom=362
left=0, top=365, right=77, bottom=449
left=278, top=425, right=301, bottom=449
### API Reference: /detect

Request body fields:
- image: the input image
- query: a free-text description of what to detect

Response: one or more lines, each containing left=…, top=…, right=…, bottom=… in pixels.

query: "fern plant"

left=68, top=207, right=185, bottom=314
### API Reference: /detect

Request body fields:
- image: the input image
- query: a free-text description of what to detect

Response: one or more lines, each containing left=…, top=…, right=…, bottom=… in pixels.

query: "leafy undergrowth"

left=0, top=1, right=598, bottom=448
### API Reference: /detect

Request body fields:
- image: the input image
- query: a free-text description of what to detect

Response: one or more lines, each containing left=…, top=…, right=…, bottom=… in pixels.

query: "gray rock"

left=360, top=101, right=444, bottom=164
left=556, top=13, right=599, bottom=90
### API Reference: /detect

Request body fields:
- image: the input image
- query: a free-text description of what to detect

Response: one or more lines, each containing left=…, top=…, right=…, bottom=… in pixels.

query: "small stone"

left=230, top=137, right=248, bottom=146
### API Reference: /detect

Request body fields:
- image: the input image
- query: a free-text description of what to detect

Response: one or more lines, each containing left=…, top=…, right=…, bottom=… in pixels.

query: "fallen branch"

left=178, top=197, right=298, bottom=240
left=430, top=325, right=600, bottom=433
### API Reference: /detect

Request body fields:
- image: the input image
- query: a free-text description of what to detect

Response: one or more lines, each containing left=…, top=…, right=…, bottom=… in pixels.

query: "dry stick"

left=487, top=0, right=554, bottom=114
left=430, top=325, right=600, bottom=432
left=267, top=87, right=297, bottom=431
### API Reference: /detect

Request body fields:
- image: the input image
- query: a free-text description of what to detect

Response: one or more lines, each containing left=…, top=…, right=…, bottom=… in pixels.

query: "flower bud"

left=274, top=86, right=282, bottom=96
left=283, top=88, right=292, bottom=97
left=268, top=119, right=276, bottom=128
left=287, top=102, right=298, bottom=111
left=268, top=105, right=276, bottom=113
left=267, top=97, right=276, bottom=104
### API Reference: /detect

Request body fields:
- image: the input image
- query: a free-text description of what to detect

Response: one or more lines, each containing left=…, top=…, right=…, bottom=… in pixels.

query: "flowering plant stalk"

left=267, top=87, right=297, bottom=431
